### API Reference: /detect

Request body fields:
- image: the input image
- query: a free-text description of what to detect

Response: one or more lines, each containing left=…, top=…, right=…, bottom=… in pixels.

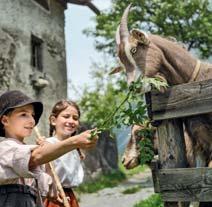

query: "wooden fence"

left=145, top=78, right=212, bottom=206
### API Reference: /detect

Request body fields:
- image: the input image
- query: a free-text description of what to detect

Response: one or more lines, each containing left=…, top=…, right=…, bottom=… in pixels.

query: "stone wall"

left=0, top=0, right=119, bottom=175
left=0, top=0, right=67, bottom=139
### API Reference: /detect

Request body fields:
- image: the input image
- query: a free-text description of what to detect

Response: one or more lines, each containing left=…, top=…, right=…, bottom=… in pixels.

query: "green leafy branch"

left=137, top=126, right=155, bottom=165
left=90, top=76, right=168, bottom=139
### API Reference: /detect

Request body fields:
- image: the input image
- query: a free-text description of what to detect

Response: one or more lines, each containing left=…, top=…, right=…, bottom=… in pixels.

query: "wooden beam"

left=150, top=159, right=160, bottom=193
left=158, top=167, right=212, bottom=201
left=148, top=79, right=212, bottom=121
left=58, top=0, right=67, bottom=9
left=157, top=119, right=188, bottom=207
left=67, top=0, right=100, bottom=15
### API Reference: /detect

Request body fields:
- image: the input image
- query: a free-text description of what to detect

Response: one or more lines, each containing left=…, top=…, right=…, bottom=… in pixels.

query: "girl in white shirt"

left=44, top=100, right=85, bottom=207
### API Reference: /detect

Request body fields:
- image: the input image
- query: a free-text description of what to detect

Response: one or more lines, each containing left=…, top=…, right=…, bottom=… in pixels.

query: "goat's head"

left=112, top=4, right=164, bottom=86
left=122, top=125, right=143, bottom=169
left=122, top=124, right=158, bottom=169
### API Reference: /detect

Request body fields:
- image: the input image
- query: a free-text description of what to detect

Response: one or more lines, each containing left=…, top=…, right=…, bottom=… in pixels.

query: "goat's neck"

left=195, top=62, right=212, bottom=81
left=151, top=35, right=197, bottom=85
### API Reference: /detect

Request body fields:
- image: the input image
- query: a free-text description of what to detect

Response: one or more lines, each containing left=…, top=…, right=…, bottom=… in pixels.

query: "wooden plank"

left=158, top=167, right=212, bottom=201
left=150, top=159, right=160, bottom=193
left=157, top=119, right=187, bottom=207
left=149, top=79, right=212, bottom=121
left=157, top=120, right=187, bottom=169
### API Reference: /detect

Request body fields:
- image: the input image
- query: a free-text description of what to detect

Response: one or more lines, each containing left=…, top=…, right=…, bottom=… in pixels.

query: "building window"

left=31, top=35, right=43, bottom=72
left=32, top=0, right=50, bottom=11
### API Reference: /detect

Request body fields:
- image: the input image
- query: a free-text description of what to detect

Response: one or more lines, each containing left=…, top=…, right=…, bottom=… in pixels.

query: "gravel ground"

left=79, top=169, right=155, bottom=207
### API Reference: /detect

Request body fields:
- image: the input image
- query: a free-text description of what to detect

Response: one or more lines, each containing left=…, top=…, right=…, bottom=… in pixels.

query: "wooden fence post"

left=157, top=119, right=188, bottom=207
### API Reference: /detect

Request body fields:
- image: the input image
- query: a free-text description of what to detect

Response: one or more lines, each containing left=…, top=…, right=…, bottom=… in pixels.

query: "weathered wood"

left=157, top=119, right=188, bottom=207
left=157, top=119, right=187, bottom=168
left=149, top=79, right=212, bottom=121
left=159, top=167, right=212, bottom=201
left=150, top=159, right=160, bottom=193
left=145, top=79, right=212, bottom=205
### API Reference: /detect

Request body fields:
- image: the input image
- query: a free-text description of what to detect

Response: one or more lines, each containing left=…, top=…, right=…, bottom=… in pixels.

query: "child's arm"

left=29, top=130, right=97, bottom=169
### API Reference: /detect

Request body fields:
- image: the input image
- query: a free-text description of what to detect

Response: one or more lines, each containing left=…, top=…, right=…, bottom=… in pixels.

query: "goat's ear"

left=131, top=29, right=150, bottom=46
left=109, top=66, right=124, bottom=75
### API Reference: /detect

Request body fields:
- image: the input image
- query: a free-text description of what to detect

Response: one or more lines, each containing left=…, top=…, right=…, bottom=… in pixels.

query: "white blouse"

left=0, top=137, right=53, bottom=196
left=46, top=136, right=84, bottom=188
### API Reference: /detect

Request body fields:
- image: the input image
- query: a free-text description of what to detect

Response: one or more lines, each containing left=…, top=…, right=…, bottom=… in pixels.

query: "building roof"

left=58, top=0, right=67, bottom=8
left=67, top=0, right=100, bottom=15
left=58, top=0, right=100, bottom=15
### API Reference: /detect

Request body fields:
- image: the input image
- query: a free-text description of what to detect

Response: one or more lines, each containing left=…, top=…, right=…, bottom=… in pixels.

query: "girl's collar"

left=4, top=137, right=25, bottom=144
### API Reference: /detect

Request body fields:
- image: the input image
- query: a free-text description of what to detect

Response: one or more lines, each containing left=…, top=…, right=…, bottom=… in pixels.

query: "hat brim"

left=1, top=100, right=43, bottom=125
left=0, top=101, right=43, bottom=137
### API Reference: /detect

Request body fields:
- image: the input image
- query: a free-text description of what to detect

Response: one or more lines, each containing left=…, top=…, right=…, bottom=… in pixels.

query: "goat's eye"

left=130, top=47, right=137, bottom=54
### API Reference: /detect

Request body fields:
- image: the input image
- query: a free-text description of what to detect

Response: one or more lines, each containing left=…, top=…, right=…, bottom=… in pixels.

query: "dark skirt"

left=0, top=184, right=37, bottom=207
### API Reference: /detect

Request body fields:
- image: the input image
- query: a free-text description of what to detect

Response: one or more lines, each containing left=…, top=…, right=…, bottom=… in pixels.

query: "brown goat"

left=122, top=124, right=201, bottom=207
left=122, top=124, right=195, bottom=170
left=113, top=5, right=212, bottom=170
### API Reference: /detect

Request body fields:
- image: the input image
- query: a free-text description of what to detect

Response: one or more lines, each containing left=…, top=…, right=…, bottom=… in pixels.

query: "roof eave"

left=58, top=0, right=67, bottom=9
left=67, top=0, right=100, bottom=15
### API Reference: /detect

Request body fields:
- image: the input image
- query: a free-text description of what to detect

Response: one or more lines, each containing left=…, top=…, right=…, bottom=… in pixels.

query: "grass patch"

left=119, top=162, right=148, bottom=177
left=122, top=185, right=141, bottom=194
left=77, top=162, right=148, bottom=194
left=133, top=194, right=163, bottom=207
left=76, top=170, right=126, bottom=193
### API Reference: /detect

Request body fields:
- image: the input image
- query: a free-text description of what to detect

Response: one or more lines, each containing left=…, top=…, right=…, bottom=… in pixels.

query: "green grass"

left=122, top=185, right=141, bottom=194
left=133, top=194, right=163, bottom=207
left=119, top=162, right=148, bottom=177
left=76, top=170, right=126, bottom=193
left=76, top=162, right=148, bottom=194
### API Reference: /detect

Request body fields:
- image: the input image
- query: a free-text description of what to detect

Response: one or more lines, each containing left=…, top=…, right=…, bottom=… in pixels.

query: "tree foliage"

left=79, top=0, right=212, bottom=132
left=78, top=61, right=128, bottom=129
left=79, top=63, right=168, bottom=135
left=85, top=0, right=212, bottom=58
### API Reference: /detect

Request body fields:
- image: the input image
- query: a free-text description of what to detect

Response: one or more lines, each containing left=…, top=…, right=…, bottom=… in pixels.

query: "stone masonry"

left=0, top=0, right=67, bottom=139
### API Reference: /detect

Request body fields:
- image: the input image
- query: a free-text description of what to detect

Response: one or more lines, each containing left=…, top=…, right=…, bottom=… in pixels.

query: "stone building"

left=0, top=0, right=99, bottom=138
left=0, top=0, right=118, bottom=176
left=0, top=0, right=67, bottom=138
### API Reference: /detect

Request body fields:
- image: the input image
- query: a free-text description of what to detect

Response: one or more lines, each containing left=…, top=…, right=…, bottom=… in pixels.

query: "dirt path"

left=79, top=168, right=155, bottom=207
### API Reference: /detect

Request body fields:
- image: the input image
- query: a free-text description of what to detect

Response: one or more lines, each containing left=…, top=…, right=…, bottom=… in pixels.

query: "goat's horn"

left=115, top=25, right=120, bottom=45
left=120, top=4, right=131, bottom=42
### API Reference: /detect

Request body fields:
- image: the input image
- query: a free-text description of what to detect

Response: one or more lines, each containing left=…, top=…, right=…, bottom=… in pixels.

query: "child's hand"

left=47, top=191, right=64, bottom=205
left=36, top=136, right=46, bottom=145
left=74, top=129, right=98, bottom=149
left=45, top=164, right=65, bottom=205
left=89, top=128, right=100, bottom=140
left=86, top=129, right=99, bottom=143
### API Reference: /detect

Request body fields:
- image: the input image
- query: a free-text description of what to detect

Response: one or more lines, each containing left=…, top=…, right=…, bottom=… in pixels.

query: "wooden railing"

left=146, top=79, right=212, bottom=206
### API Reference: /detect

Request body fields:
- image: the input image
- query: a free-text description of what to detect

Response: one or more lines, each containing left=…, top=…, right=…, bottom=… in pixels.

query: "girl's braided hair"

left=49, top=100, right=80, bottom=136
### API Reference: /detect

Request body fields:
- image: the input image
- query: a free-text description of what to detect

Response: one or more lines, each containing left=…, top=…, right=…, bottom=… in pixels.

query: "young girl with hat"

left=0, top=90, right=98, bottom=207
left=42, top=100, right=87, bottom=207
